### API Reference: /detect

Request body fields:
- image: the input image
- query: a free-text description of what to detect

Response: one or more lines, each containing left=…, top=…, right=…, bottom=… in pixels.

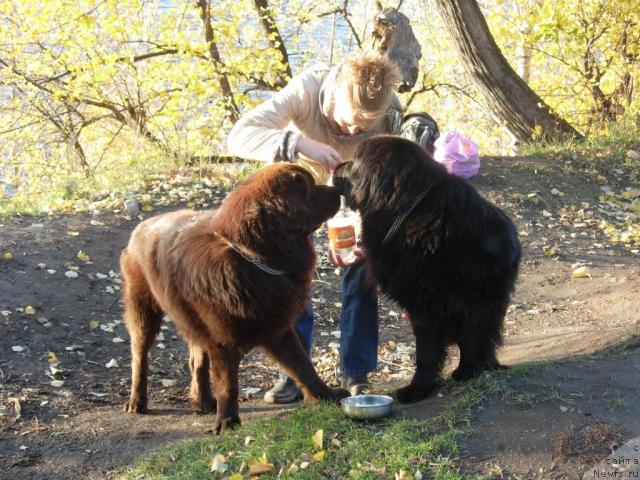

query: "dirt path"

left=1, top=155, right=639, bottom=479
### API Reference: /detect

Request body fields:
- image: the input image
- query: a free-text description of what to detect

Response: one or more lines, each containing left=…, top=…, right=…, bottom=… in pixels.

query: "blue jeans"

left=295, top=262, right=378, bottom=376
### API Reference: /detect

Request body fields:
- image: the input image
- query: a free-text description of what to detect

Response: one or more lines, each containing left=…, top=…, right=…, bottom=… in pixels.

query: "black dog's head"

left=333, top=136, right=447, bottom=213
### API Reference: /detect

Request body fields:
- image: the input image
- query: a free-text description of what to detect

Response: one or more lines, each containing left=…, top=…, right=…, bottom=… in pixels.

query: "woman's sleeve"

left=226, top=71, right=313, bottom=163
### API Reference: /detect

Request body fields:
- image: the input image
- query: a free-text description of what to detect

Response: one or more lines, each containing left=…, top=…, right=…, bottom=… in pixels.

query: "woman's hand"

left=328, top=247, right=365, bottom=267
left=295, top=137, right=342, bottom=172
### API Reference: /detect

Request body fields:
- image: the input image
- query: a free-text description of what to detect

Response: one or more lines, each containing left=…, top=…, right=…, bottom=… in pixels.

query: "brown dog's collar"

left=215, top=232, right=285, bottom=276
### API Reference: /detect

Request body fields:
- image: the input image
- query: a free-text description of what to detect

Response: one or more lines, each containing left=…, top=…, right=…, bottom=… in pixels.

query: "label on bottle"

left=327, top=223, right=356, bottom=250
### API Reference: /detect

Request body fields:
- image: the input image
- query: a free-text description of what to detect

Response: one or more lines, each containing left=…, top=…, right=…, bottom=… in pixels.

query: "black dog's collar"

left=382, top=185, right=434, bottom=245
left=215, top=232, right=285, bottom=276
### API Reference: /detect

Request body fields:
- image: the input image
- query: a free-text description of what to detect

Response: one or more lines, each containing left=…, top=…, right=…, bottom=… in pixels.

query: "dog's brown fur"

left=121, top=164, right=348, bottom=433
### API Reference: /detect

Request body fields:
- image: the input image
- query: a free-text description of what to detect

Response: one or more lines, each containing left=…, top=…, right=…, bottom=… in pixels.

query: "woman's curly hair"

left=338, top=52, right=402, bottom=120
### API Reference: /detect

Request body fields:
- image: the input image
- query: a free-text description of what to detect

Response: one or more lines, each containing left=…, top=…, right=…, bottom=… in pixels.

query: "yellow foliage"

left=0, top=0, right=638, bottom=218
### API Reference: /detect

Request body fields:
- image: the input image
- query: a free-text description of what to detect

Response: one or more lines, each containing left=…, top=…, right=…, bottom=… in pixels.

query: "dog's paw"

left=490, top=362, right=509, bottom=371
left=124, top=397, right=148, bottom=414
left=394, top=383, right=434, bottom=404
left=214, top=415, right=241, bottom=435
left=330, top=387, right=351, bottom=401
left=451, top=365, right=484, bottom=381
left=190, top=396, right=217, bottom=414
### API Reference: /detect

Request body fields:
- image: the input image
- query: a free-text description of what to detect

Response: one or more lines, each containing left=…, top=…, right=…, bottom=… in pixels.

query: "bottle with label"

left=327, top=196, right=358, bottom=263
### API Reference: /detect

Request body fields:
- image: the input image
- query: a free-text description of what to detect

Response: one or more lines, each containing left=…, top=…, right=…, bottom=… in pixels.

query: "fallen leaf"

left=248, top=453, right=274, bottom=475
left=286, top=463, right=300, bottom=474
left=48, top=352, right=59, bottom=363
left=12, top=345, right=26, bottom=352
left=312, top=429, right=323, bottom=450
left=572, top=266, right=591, bottom=279
left=227, top=475, right=243, bottom=480
left=626, top=149, right=640, bottom=160
left=89, top=320, right=99, bottom=329
left=24, top=306, right=35, bottom=315
left=313, top=450, right=325, bottom=461
left=76, top=250, right=91, bottom=262
left=50, top=366, right=68, bottom=378
left=210, top=454, right=229, bottom=473
left=395, top=470, right=413, bottom=480
left=112, top=337, right=125, bottom=343
left=2, top=252, right=13, bottom=260
left=300, top=461, right=310, bottom=469
left=242, top=387, right=261, bottom=396
left=105, top=359, right=119, bottom=368
left=12, top=398, right=21, bottom=419
left=51, top=380, right=65, bottom=387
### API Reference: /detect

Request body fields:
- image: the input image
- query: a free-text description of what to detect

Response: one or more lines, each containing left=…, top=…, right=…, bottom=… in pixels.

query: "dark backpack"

left=400, top=113, right=440, bottom=156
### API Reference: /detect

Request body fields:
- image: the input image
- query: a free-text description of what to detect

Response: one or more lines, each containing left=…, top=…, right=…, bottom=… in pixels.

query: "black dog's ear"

left=331, top=162, right=352, bottom=197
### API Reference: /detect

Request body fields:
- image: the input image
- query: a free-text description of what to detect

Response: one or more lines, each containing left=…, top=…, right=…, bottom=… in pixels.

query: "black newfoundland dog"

left=333, top=136, right=521, bottom=403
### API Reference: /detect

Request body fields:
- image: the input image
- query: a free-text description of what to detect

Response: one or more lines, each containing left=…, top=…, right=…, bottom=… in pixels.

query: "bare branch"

left=196, top=0, right=240, bottom=123
left=252, top=0, right=292, bottom=84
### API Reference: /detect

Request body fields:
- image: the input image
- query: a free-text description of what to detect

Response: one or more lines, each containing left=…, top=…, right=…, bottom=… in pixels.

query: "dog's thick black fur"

left=334, top=136, right=521, bottom=403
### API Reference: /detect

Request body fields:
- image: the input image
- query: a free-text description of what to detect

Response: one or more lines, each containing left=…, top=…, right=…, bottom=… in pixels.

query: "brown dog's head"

left=220, top=163, right=340, bottom=240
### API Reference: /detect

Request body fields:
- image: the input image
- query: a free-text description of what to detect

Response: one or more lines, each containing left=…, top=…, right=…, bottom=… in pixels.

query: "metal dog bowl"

left=341, top=394, right=393, bottom=419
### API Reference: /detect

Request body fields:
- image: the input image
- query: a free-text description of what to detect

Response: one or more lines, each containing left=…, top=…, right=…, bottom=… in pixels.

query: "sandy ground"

left=1, top=154, right=639, bottom=479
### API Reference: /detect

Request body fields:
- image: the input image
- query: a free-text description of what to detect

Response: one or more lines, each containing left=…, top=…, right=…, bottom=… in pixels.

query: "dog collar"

left=382, top=186, right=433, bottom=245
left=216, top=233, right=285, bottom=276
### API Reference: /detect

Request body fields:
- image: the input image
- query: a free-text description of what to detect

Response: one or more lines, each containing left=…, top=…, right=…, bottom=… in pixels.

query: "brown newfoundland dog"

left=333, top=136, right=521, bottom=403
left=121, top=164, right=348, bottom=433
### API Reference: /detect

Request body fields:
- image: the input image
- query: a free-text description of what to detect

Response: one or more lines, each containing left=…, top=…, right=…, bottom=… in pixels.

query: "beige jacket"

left=227, top=63, right=402, bottom=184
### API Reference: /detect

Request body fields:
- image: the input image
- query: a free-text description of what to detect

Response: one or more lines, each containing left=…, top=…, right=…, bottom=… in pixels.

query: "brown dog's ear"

left=291, top=170, right=312, bottom=197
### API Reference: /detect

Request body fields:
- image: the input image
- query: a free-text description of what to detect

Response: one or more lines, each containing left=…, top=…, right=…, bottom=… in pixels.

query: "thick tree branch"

left=252, top=0, right=291, bottom=87
left=196, top=0, right=240, bottom=123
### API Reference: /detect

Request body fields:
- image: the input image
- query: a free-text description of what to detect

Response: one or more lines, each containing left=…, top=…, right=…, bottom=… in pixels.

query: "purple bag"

left=433, top=131, right=480, bottom=178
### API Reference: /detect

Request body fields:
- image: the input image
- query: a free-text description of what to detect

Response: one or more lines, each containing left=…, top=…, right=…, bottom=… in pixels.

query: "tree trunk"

left=431, top=0, right=582, bottom=142
left=252, top=0, right=291, bottom=87
left=197, top=0, right=240, bottom=124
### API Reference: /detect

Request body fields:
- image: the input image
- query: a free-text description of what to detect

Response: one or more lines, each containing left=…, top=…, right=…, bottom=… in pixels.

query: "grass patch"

left=0, top=150, right=258, bottom=221
left=119, top=403, right=467, bottom=479
left=521, top=119, right=639, bottom=165
left=118, top=373, right=523, bottom=479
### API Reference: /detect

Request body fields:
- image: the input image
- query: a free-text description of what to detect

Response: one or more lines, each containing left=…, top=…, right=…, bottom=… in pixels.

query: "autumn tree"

left=484, top=0, right=639, bottom=132
left=431, top=0, right=582, bottom=142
